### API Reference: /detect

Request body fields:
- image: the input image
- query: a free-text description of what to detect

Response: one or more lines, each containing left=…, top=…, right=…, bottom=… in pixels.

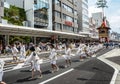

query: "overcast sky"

left=88, top=0, right=120, bottom=33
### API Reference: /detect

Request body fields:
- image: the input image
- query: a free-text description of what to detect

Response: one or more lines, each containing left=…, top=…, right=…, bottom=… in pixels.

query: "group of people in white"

left=0, top=42, right=103, bottom=83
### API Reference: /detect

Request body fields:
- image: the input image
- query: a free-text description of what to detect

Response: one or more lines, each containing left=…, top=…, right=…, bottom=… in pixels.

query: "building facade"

left=92, top=12, right=110, bottom=28
left=89, top=17, right=98, bottom=38
left=92, top=12, right=103, bottom=28
left=110, top=31, right=120, bottom=42
left=52, top=0, right=78, bottom=33
left=0, top=0, right=4, bottom=23
left=4, top=0, right=53, bottom=30
left=1, top=0, right=91, bottom=35
left=77, top=0, right=89, bottom=33
left=34, top=0, right=52, bottom=29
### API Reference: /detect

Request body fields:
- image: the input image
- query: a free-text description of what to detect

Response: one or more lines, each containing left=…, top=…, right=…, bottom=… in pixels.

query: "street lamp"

left=96, top=0, right=108, bottom=21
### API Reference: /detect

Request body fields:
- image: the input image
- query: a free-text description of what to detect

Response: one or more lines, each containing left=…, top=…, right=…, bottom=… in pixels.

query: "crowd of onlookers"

left=103, top=42, right=120, bottom=48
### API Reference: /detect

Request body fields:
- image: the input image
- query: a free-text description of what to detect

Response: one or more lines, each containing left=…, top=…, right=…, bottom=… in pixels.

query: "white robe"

left=19, top=45, right=26, bottom=61
left=0, top=59, right=5, bottom=81
left=76, top=46, right=82, bottom=56
left=11, top=47, right=19, bottom=56
left=24, top=52, right=41, bottom=71
left=49, top=48, right=57, bottom=64
left=64, top=48, right=71, bottom=60
left=35, top=47, right=41, bottom=55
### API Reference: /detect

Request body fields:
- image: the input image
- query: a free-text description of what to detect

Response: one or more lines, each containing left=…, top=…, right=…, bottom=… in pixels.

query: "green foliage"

left=3, top=5, right=26, bottom=26
left=9, top=36, right=31, bottom=44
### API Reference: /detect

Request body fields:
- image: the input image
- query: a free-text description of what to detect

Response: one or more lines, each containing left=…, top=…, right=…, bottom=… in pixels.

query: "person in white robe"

left=24, top=46, right=42, bottom=79
left=49, top=44, right=59, bottom=73
left=76, top=43, right=84, bottom=61
left=19, top=43, right=26, bottom=61
left=11, top=44, right=19, bottom=62
left=0, top=59, right=6, bottom=84
left=64, top=44, right=71, bottom=67
left=35, top=45, right=41, bottom=55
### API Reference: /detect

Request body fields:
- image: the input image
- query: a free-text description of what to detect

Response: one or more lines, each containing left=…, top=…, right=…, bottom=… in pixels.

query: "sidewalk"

left=98, top=48, right=120, bottom=84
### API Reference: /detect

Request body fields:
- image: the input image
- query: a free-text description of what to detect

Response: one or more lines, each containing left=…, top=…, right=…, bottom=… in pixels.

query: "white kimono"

left=25, top=52, right=41, bottom=71
left=11, top=47, right=19, bottom=57
left=20, top=45, right=26, bottom=60
left=76, top=46, right=82, bottom=56
left=49, top=48, right=57, bottom=64
left=64, top=48, right=71, bottom=60
left=0, top=59, right=5, bottom=81
left=35, top=47, right=41, bottom=55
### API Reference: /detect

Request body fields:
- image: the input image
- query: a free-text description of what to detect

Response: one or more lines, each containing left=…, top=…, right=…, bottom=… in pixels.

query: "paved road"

left=107, top=56, right=120, bottom=65
left=3, top=48, right=114, bottom=84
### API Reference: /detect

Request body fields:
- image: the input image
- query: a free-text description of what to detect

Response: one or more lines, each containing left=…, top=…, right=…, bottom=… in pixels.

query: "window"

left=82, top=2, right=88, bottom=9
left=62, top=14, right=66, bottom=19
left=82, top=9, right=88, bottom=15
left=68, top=0, right=73, bottom=3
left=74, top=18, right=77, bottom=23
left=74, top=10, right=77, bottom=15
left=67, top=6, right=73, bottom=13
left=74, top=28, right=78, bottom=33
left=0, top=1, right=4, bottom=7
left=34, top=0, right=49, bottom=27
left=73, top=0, right=77, bottom=5
left=54, top=23, right=61, bottom=31
left=63, top=25, right=74, bottom=32
left=54, top=11, right=61, bottom=18
left=67, top=16, right=73, bottom=22
left=83, top=0, right=88, bottom=3
left=83, top=14, right=89, bottom=20
left=34, top=0, right=49, bottom=10
left=54, top=0, right=60, bottom=6
left=62, top=3, right=73, bottom=13
left=63, top=14, right=73, bottom=22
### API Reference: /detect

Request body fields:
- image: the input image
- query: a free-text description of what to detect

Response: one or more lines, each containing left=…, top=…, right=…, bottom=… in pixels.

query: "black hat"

left=30, top=46, right=35, bottom=51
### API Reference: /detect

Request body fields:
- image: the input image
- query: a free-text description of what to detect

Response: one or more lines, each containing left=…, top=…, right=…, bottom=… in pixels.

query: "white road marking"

left=97, top=49, right=119, bottom=84
left=98, top=58, right=118, bottom=84
left=39, top=68, right=74, bottom=84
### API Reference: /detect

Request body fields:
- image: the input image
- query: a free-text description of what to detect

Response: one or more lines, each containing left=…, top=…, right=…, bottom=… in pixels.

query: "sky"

left=88, top=0, right=120, bottom=33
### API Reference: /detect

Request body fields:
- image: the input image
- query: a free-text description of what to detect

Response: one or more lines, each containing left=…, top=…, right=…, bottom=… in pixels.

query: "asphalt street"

left=3, top=48, right=114, bottom=84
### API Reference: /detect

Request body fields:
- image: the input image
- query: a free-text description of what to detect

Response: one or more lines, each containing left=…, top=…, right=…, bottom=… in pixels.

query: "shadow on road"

left=16, top=76, right=37, bottom=83
left=20, top=70, right=31, bottom=72
left=42, top=70, right=51, bottom=75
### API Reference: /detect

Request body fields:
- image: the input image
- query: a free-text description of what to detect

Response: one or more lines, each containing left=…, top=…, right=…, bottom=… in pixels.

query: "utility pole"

left=96, top=0, right=108, bottom=21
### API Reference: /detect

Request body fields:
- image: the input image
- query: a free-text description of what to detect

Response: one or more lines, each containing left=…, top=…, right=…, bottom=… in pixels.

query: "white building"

left=89, top=17, right=98, bottom=38
left=4, top=0, right=52, bottom=30
left=77, top=0, right=89, bottom=33
left=0, top=0, right=4, bottom=22
left=92, top=12, right=103, bottom=28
